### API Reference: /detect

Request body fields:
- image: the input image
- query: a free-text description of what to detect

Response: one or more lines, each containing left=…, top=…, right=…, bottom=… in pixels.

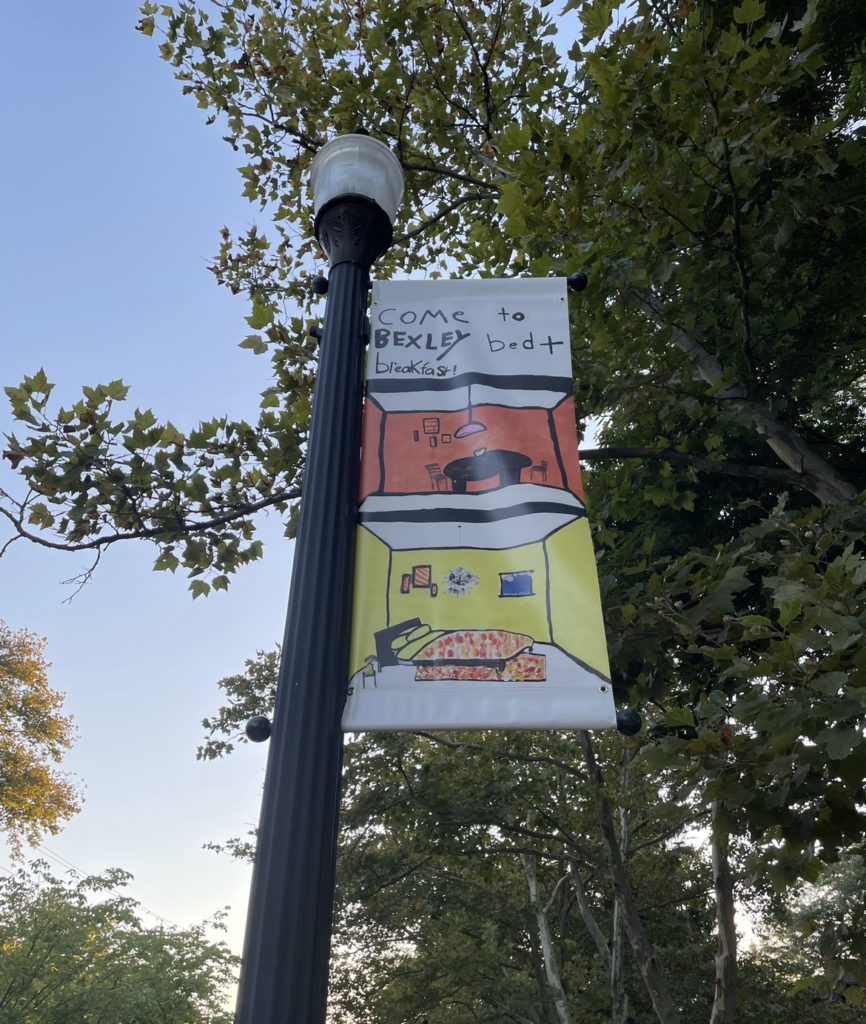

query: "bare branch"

left=60, top=550, right=102, bottom=603
left=415, top=731, right=588, bottom=783
left=0, top=488, right=297, bottom=557
left=393, top=191, right=499, bottom=245
left=578, top=445, right=809, bottom=488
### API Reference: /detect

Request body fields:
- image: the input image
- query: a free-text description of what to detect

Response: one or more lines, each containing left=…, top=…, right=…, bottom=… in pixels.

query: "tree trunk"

left=523, top=852, right=575, bottom=1024
left=709, top=800, right=737, bottom=1024
left=611, top=751, right=633, bottom=1024
left=580, top=731, right=681, bottom=1024
left=566, top=857, right=611, bottom=967
left=636, top=292, right=857, bottom=507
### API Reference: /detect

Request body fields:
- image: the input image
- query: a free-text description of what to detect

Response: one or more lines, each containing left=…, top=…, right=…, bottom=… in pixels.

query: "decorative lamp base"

left=314, top=195, right=393, bottom=268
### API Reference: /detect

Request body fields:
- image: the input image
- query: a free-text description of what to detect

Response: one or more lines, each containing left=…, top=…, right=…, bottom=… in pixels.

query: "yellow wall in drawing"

left=349, top=527, right=390, bottom=673
left=389, top=543, right=550, bottom=634
left=547, top=517, right=610, bottom=677
left=349, top=530, right=553, bottom=676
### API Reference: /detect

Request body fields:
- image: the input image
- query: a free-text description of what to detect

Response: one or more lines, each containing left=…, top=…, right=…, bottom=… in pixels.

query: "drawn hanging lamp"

left=454, top=383, right=487, bottom=438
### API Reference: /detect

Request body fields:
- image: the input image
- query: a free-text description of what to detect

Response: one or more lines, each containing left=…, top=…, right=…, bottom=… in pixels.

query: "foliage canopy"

left=3, top=0, right=864, bottom=583
left=0, top=861, right=238, bottom=1024
left=0, top=620, right=79, bottom=855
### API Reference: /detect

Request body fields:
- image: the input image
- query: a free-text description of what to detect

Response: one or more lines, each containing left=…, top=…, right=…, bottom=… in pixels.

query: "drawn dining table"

left=443, top=449, right=533, bottom=493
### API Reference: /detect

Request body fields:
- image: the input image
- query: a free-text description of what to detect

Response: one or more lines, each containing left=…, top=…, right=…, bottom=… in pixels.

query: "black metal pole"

left=234, top=194, right=393, bottom=1024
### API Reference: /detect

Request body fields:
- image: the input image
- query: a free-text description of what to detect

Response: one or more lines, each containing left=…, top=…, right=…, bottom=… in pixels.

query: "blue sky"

left=1, top=2, right=293, bottom=952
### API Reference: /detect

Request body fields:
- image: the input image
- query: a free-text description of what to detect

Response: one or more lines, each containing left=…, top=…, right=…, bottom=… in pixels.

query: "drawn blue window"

left=500, top=570, right=534, bottom=597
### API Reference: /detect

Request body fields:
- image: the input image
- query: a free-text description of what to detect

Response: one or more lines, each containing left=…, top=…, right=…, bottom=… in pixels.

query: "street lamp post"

left=234, top=134, right=404, bottom=1024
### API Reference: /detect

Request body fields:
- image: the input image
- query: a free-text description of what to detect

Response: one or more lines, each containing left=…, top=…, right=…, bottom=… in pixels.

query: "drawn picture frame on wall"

left=422, top=417, right=440, bottom=434
left=500, top=570, right=535, bottom=597
left=412, top=565, right=432, bottom=588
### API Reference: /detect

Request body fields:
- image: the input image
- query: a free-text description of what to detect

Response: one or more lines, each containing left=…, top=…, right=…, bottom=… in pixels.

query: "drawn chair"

left=426, top=463, right=449, bottom=491
left=530, top=459, right=548, bottom=483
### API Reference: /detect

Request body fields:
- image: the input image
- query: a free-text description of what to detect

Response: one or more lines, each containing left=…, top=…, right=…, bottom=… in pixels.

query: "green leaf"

left=664, top=707, right=696, bottom=728
left=246, top=300, right=274, bottom=330
left=498, top=122, right=532, bottom=155
left=733, top=0, right=766, bottom=25
left=239, top=334, right=268, bottom=355
left=816, top=728, right=860, bottom=761
left=814, top=150, right=838, bottom=175
left=26, top=503, right=56, bottom=529
left=773, top=216, right=795, bottom=251
left=153, top=551, right=180, bottom=573
left=497, top=182, right=523, bottom=218
left=777, top=598, right=802, bottom=628
left=740, top=614, right=774, bottom=627
left=580, top=0, right=613, bottom=41
left=810, top=671, right=848, bottom=695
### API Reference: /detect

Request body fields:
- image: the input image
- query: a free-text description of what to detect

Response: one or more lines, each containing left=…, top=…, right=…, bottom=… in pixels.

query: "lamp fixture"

left=454, top=384, right=487, bottom=438
left=310, top=133, right=404, bottom=265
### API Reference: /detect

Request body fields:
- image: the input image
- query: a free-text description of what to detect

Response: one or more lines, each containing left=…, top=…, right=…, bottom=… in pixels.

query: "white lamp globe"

left=310, top=133, right=404, bottom=224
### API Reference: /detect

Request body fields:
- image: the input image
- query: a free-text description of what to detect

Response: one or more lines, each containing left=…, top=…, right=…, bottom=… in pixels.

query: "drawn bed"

left=385, top=621, right=547, bottom=682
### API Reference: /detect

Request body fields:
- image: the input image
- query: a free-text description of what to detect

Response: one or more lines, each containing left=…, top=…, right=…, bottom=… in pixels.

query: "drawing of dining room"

left=358, top=374, right=585, bottom=500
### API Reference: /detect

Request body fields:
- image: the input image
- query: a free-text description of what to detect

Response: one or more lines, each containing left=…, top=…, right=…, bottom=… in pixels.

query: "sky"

left=0, top=0, right=598, bottom=977
left=0, top=1, right=294, bottom=954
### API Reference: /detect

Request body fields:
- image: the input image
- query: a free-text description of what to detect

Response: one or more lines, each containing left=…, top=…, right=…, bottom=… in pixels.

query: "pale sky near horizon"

left=1, top=1, right=294, bottom=954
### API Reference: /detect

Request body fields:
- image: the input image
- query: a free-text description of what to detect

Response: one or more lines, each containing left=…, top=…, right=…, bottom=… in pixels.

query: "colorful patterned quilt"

left=389, top=624, right=546, bottom=681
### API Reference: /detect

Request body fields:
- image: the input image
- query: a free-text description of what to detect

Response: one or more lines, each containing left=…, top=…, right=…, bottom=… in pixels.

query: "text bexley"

left=373, top=307, right=471, bottom=364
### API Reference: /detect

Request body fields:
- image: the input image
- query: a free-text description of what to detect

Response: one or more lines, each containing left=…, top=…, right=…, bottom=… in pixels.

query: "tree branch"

left=394, top=191, right=499, bottom=245
left=566, top=856, right=611, bottom=967
left=415, top=731, right=589, bottom=783
left=522, top=852, right=575, bottom=1024
left=578, top=446, right=809, bottom=488
left=400, top=160, right=492, bottom=189
left=580, top=731, right=681, bottom=1024
left=633, top=291, right=858, bottom=506
left=0, top=487, right=296, bottom=556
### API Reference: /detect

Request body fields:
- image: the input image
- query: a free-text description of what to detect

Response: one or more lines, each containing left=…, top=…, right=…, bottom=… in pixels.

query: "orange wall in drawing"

left=358, top=397, right=585, bottom=500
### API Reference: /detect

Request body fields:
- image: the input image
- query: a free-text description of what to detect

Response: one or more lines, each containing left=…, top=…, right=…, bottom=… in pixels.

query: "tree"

left=4, top=0, right=863, bottom=810
left=328, top=728, right=722, bottom=1024
left=0, top=861, right=238, bottom=1024
left=3, top=0, right=866, bottom=1016
left=1, top=0, right=863, bottom=569
left=757, top=853, right=866, bottom=1009
left=201, top=655, right=859, bottom=1024
left=0, top=620, right=79, bottom=855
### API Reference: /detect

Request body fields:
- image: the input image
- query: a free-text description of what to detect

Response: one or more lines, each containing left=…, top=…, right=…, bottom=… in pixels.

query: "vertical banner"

left=341, top=278, right=614, bottom=731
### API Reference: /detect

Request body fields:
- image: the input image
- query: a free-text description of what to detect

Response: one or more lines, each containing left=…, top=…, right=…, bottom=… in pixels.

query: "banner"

left=341, top=278, right=614, bottom=731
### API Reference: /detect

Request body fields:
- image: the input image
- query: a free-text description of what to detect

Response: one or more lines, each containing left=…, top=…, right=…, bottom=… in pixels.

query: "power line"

left=35, top=844, right=179, bottom=930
